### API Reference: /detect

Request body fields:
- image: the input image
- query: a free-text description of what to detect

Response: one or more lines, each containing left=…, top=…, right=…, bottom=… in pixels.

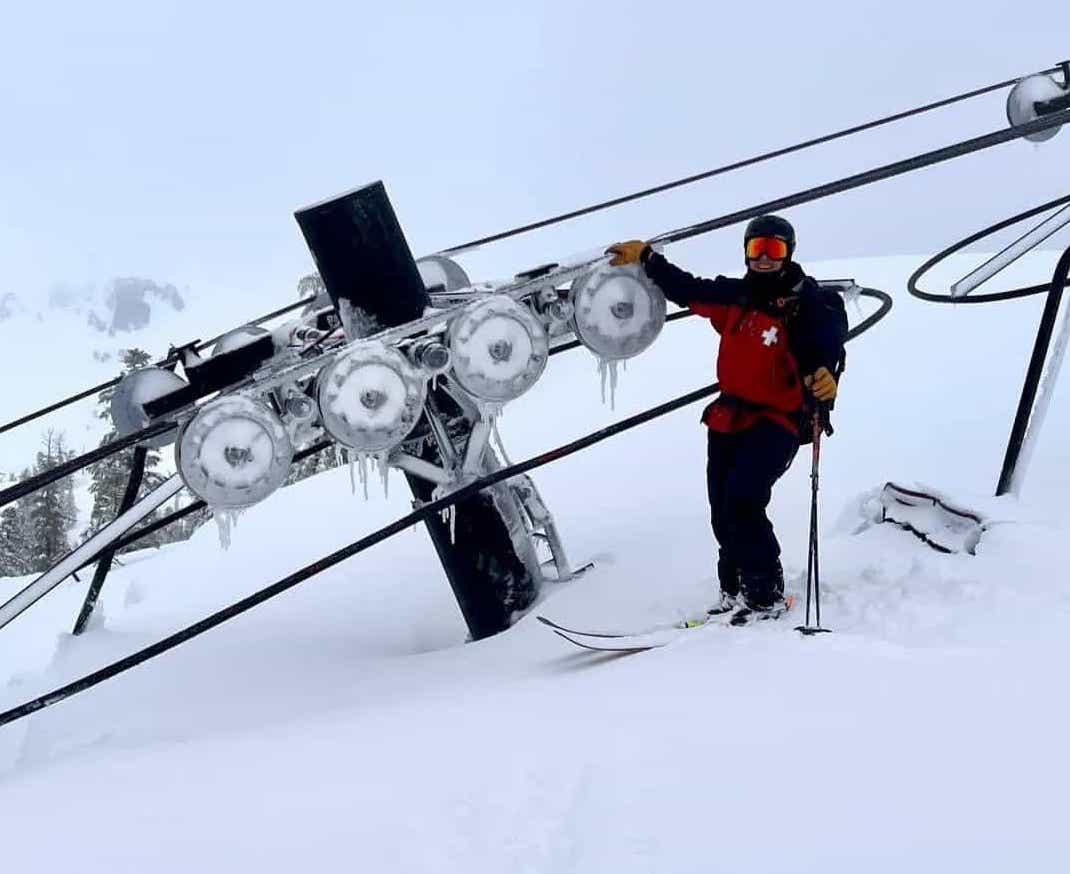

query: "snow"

left=210, top=324, right=270, bottom=356
left=417, top=257, right=450, bottom=290
left=416, top=254, right=470, bottom=293
left=3, top=251, right=1070, bottom=870
left=109, top=365, right=186, bottom=444
left=875, top=484, right=984, bottom=554
left=0, top=474, right=185, bottom=632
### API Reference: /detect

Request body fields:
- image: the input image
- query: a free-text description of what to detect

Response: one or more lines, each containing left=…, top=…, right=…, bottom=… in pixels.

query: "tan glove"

left=804, top=367, right=838, bottom=402
left=605, top=240, right=649, bottom=266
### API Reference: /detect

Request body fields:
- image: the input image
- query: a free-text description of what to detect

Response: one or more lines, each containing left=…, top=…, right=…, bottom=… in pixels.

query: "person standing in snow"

left=606, top=216, right=847, bottom=617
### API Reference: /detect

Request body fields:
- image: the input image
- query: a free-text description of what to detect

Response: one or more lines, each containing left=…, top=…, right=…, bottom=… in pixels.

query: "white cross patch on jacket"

left=761, top=326, right=779, bottom=347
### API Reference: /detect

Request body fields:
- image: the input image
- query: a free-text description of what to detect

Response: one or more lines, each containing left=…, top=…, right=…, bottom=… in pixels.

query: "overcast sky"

left=1, top=0, right=1068, bottom=311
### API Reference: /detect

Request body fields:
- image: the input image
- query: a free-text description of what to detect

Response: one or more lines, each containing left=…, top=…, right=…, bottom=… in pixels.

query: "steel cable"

left=651, top=110, right=1070, bottom=246
left=437, top=65, right=1063, bottom=256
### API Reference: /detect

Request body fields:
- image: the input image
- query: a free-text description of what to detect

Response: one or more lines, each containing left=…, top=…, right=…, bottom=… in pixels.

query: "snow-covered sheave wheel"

left=176, top=396, right=294, bottom=509
left=1006, top=74, right=1066, bottom=142
left=416, top=254, right=470, bottom=292
left=211, top=325, right=271, bottom=356
left=448, top=296, right=549, bottom=402
left=569, top=263, right=666, bottom=360
left=316, top=341, right=427, bottom=453
left=110, top=367, right=188, bottom=448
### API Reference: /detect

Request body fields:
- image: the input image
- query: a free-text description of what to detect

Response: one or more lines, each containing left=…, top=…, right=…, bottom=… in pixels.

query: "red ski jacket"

left=643, top=253, right=847, bottom=437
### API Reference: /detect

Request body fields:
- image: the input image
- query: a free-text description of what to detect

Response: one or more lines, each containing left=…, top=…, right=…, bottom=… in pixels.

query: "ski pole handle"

left=815, top=401, right=833, bottom=438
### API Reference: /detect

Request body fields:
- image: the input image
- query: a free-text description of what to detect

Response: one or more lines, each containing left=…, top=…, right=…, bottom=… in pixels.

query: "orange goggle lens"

left=745, top=237, right=790, bottom=261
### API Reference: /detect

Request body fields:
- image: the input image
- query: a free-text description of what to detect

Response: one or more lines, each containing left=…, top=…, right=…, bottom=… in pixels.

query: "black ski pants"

left=706, top=420, right=799, bottom=593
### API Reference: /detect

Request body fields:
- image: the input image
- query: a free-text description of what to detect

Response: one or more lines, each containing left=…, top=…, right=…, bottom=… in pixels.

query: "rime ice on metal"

left=570, top=263, right=666, bottom=361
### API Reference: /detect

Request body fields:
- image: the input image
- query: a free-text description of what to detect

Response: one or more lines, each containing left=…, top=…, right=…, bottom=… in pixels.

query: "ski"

left=550, top=629, right=666, bottom=653
left=536, top=612, right=716, bottom=639
left=543, top=597, right=797, bottom=652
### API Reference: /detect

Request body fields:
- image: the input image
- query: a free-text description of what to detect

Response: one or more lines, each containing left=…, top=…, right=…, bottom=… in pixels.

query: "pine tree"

left=27, top=431, right=78, bottom=571
left=297, top=273, right=326, bottom=302
left=86, top=348, right=167, bottom=551
left=285, top=439, right=343, bottom=488
left=0, top=499, right=34, bottom=577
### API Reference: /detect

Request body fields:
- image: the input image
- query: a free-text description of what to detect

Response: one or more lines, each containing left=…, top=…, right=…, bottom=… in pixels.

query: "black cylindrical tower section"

left=294, top=179, right=541, bottom=641
left=294, top=181, right=429, bottom=331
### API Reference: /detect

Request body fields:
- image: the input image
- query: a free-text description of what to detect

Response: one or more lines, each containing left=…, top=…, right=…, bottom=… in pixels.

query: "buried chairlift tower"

left=100, top=181, right=670, bottom=641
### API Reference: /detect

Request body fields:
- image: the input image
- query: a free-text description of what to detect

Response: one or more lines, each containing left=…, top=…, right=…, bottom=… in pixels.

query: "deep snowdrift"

left=2, top=252, right=1070, bottom=872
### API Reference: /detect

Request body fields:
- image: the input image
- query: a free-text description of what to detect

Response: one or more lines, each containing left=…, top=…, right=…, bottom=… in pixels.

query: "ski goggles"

left=745, top=236, right=790, bottom=261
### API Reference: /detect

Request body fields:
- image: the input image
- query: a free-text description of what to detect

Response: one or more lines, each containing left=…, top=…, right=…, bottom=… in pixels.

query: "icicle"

left=346, top=448, right=357, bottom=495
left=479, top=400, right=504, bottom=433
left=214, top=509, right=241, bottom=549
left=597, top=358, right=620, bottom=410
left=214, top=512, right=229, bottom=550
left=345, top=452, right=388, bottom=500
left=377, top=453, right=390, bottom=498
left=356, top=452, right=370, bottom=500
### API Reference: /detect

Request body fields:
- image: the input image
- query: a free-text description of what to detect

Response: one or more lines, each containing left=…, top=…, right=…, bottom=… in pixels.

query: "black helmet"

left=744, top=214, right=796, bottom=259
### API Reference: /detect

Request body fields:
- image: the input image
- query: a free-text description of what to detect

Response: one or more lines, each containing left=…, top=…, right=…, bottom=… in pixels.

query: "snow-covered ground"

left=3, top=250, right=1070, bottom=872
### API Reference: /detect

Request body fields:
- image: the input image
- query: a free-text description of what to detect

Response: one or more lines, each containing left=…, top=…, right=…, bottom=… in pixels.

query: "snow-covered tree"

left=0, top=489, right=34, bottom=577
left=86, top=348, right=168, bottom=550
left=27, top=432, right=78, bottom=571
left=285, top=441, right=340, bottom=488
left=297, top=273, right=326, bottom=302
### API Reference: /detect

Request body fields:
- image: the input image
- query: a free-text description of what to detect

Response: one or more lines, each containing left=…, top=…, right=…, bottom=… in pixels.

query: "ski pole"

left=797, top=405, right=831, bottom=636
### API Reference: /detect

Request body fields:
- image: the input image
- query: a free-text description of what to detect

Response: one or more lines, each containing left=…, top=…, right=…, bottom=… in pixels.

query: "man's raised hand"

left=605, top=240, right=649, bottom=266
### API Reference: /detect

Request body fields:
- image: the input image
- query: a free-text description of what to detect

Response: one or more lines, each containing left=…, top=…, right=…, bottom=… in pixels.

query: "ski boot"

left=707, top=557, right=741, bottom=616
left=731, top=565, right=790, bottom=626
left=708, top=591, right=741, bottom=616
